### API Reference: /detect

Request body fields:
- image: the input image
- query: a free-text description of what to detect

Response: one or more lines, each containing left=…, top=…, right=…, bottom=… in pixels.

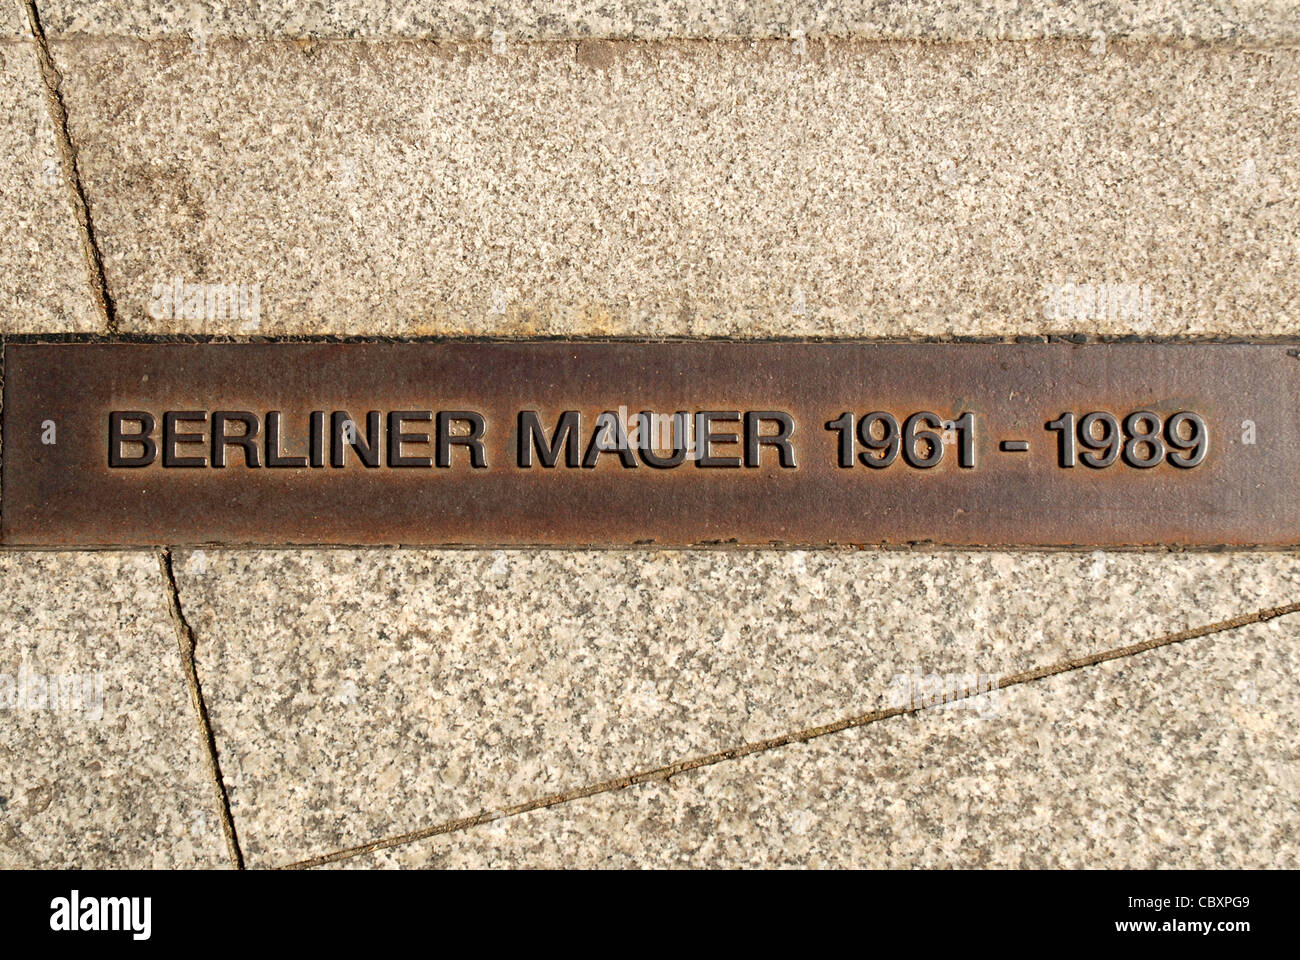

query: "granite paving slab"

left=48, top=39, right=1298, bottom=337
left=0, top=551, right=230, bottom=868
left=350, top=615, right=1300, bottom=868
left=171, top=548, right=1300, bottom=865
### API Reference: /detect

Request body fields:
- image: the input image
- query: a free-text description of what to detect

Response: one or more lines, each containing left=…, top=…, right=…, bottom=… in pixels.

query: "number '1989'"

left=1046, top=411, right=1208, bottom=468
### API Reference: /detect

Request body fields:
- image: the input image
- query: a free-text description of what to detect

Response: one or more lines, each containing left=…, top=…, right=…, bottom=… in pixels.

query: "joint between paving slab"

left=280, top=596, right=1300, bottom=869
left=158, top=547, right=245, bottom=870
left=19, top=0, right=117, bottom=334
left=23, top=32, right=1300, bottom=52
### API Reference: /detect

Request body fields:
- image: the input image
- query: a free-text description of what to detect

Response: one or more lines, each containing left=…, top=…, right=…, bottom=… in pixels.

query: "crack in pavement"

left=20, top=0, right=117, bottom=333
left=159, top=548, right=244, bottom=869
left=280, top=597, right=1300, bottom=869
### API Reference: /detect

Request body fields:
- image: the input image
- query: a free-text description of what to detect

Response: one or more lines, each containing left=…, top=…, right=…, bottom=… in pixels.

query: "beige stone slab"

left=5, top=3, right=27, bottom=38
left=54, top=39, right=1297, bottom=337
left=0, top=552, right=229, bottom=868
left=172, top=548, right=1300, bottom=866
left=0, top=41, right=101, bottom=332
left=354, top=615, right=1300, bottom=868
left=37, top=2, right=1300, bottom=43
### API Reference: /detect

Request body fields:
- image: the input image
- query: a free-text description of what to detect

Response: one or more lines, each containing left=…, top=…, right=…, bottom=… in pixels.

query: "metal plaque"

left=1, top=341, right=1296, bottom=547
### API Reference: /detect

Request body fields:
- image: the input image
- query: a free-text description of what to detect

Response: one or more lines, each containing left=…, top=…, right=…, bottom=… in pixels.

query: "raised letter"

left=437, top=412, right=486, bottom=468
left=388, top=411, right=433, bottom=467
left=265, top=411, right=308, bottom=468
left=695, top=411, right=742, bottom=468
left=744, top=411, right=796, bottom=467
left=331, top=411, right=381, bottom=468
left=211, top=411, right=261, bottom=468
left=582, top=412, right=637, bottom=468
left=637, top=411, right=688, bottom=468
left=162, top=411, right=207, bottom=467
left=518, top=411, right=580, bottom=468
left=108, top=412, right=157, bottom=467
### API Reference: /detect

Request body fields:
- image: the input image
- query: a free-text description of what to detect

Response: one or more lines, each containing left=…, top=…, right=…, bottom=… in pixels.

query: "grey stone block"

left=52, top=39, right=1297, bottom=337
left=0, top=552, right=230, bottom=868
left=354, top=615, right=1300, bottom=868
left=38, top=1, right=1300, bottom=43
left=0, top=40, right=100, bottom=332
left=171, top=548, right=1300, bottom=865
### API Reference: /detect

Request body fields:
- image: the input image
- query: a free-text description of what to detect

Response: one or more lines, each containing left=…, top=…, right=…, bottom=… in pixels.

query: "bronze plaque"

left=1, top=341, right=1296, bottom=547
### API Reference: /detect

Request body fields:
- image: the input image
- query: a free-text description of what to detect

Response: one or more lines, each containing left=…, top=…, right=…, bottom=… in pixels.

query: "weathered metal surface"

left=2, top=341, right=1297, bottom=547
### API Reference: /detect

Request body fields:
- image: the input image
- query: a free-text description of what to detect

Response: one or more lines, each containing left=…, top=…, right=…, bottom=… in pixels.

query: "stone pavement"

left=1, top=2, right=1297, bottom=868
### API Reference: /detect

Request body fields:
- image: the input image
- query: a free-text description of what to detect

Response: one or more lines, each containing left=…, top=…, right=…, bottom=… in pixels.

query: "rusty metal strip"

left=1, top=341, right=1296, bottom=547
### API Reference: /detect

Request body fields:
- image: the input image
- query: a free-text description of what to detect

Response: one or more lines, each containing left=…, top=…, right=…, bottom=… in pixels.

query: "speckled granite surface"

left=50, top=39, right=1297, bottom=337
left=349, top=616, right=1300, bottom=868
left=171, top=549, right=1300, bottom=866
left=3, top=3, right=23, bottom=36
left=0, top=40, right=100, bottom=332
left=1, top=0, right=1297, bottom=870
left=37, top=1, right=1300, bottom=42
left=0, top=552, right=229, bottom=868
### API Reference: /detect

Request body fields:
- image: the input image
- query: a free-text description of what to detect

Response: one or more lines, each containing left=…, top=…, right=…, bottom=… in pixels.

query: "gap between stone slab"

left=158, top=547, right=244, bottom=869
left=279, top=597, right=1300, bottom=869
left=6, top=333, right=1300, bottom=345
left=26, top=34, right=1300, bottom=53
